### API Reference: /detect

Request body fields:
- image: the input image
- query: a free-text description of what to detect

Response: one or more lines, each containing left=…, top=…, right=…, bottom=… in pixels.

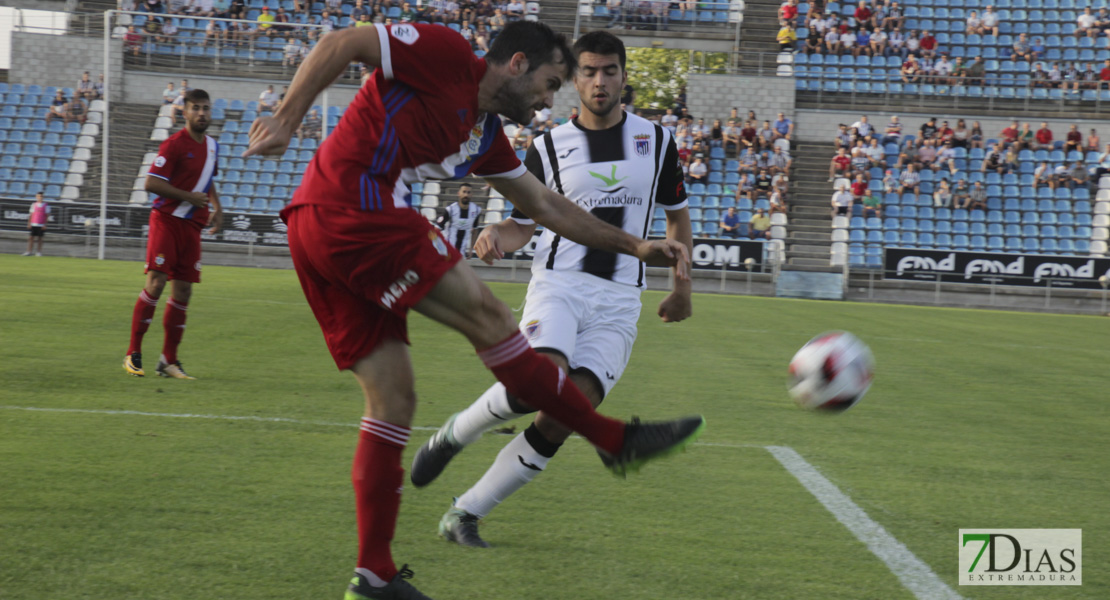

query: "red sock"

left=478, top=333, right=625, bottom=455
left=353, top=418, right=408, bottom=582
left=128, top=290, right=159, bottom=355
left=161, top=297, right=188, bottom=364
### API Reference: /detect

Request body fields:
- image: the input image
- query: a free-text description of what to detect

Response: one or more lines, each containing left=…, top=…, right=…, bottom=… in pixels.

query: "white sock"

left=354, top=567, right=389, bottom=588
left=450, top=383, right=527, bottom=446
left=455, top=431, right=554, bottom=518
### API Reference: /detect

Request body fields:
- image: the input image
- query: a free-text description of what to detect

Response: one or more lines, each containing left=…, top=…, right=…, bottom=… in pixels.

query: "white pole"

left=98, top=9, right=112, bottom=260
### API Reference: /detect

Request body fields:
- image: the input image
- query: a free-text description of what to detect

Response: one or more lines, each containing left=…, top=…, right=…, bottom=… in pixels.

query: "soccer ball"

left=787, top=332, right=874, bottom=412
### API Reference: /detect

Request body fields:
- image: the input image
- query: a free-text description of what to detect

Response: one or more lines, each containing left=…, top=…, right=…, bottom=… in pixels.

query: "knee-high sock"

left=128, top=290, right=159, bottom=355
left=353, top=418, right=409, bottom=586
left=477, top=332, right=623, bottom=456
left=455, top=423, right=561, bottom=518
left=450, top=383, right=536, bottom=446
left=161, top=297, right=188, bottom=364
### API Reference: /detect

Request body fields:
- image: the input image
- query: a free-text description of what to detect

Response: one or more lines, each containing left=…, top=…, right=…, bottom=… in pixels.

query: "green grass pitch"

left=1, top=254, right=1107, bottom=599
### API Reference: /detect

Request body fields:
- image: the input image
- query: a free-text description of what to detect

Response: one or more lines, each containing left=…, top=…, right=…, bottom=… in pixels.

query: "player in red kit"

left=124, top=88, right=222, bottom=380
left=243, top=22, right=704, bottom=600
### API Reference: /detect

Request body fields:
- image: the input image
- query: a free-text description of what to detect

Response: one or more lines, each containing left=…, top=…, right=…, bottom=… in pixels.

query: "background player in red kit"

left=124, top=88, right=223, bottom=380
left=243, top=22, right=704, bottom=600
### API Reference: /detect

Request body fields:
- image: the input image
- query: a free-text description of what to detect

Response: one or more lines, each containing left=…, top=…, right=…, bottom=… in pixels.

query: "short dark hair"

left=459, top=182, right=472, bottom=189
left=485, top=21, right=575, bottom=78
left=572, top=31, right=626, bottom=70
left=184, top=89, right=210, bottom=107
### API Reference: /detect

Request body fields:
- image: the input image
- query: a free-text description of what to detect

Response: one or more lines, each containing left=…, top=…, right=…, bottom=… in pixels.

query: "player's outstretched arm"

left=243, top=27, right=383, bottom=158
left=473, top=219, right=537, bottom=264
left=488, top=172, right=690, bottom=280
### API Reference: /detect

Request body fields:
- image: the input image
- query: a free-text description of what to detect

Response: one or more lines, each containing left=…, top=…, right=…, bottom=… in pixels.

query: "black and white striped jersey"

left=511, top=112, right=687, bottom=288
left=438, top=201, right=483, bottom=252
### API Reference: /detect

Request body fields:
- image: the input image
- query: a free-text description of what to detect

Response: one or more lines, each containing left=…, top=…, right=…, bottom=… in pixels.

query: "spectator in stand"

left=823, top=26, right=841, bottom=55
left=888, top=27, right=905, bottom=56
left=94, top=73, right=105, bottom=100
left=1100, top=60, right=1110, bottom=90
left=719, top=206, right=743, bottom=238
left=77, top=72, right=96, bottom=102
left=899, top=163, right=921, bottom=198
left=950, top=119, right=970, bottom=148
left=870, top=27, right=887, bottom=57
left=161, top=81, right=177, bottom=104
left=840, top=28, right=858, bottom=56
left=936, top=120, right=954, bottom=144
left=952, top=178, right=970, bottom=209
left=1002, top=145, right=1020, bottom=173
left=773, top=113, right=793, bottom=142
left=203, top=19, right=225, bottom=46
left=738, top=146, right=758, bottom=174
left=283, top=37, right=304, bottom=67
left=723, top=119, right=741, bottom=155
left=1062, top=62, right=1083, bottom=95
left=1086, top=129, right=1101, bottom=152
left=255, top=6, right=275, bottom=36
left=758, top=120, right=775, bottom=150
left=920, top=116, right=938, bottom=140
left=850, top=142, right=870, bottom=173
left=865, top=138, right=884, bottom=167
left=778, top=23, right=797, bottom=52
left=970, top=121, right=984, bottom=149
left=803, top=29, right=822, bottom=54
left=1064, top=124, right=1083, bottom=153
left=967, top=181, right=987, bottom=211
left=916, top=138, right=937, bottom=170
left=1012, top=33, right=1034, bottom=62
left=935, top=141, right=958, bottom=175
left=124, top=25, right=143, bottom=55
left=45, top=90, right=67, bottom=124
left=828, top=147, right=851, bottom=181
left=1082, top=63, right=1099, bottom=90
left=350, top=0, right=369, bottom=21
left=1033, top=160, right=1054, bottom=189
left=1077, top=7, right=1099, bottom=39
left=855, top=1, right=875, bottom=29
left=861, top=188, right=881, bottom=218
left=254, top=85, right=278, bottom=112
left=780, top=0, right=799, bottom=23
left=854, top=28, right=871, bottom=58
left=850, top=173, right=868, bottom=201
left=965, top=10, right=982, bottom=34
left=687, top=154, right=708, bottom=185
left=1035, top=122, right=1054, bottom=150
left=980, top=5, right=1000, bottom=37
left=768, top=145, right=792, bottom=175
left=160, top=15, right=179, bottom=42
left=881, top=115, right=902, bottom=146
left=661, top=108, right=678, bottom=134
left=903, top=30, right=920, bottom=59
left=754, top=168, right=774, bottom=200
left=1094, top=143, right=1110, bottom=181
left=1000, top=120, right=1019, bottom=147
left=66, top=95, right=87, bottom=125
left=967, top=55, right=985, bottom=85
left=901, top=55, right=922, bottom=83
left=982, top=142, right=1006, bottom=174
left=850, top=115, right=872, bottom=139
left=882, top=169, right=898, bottom=194
left=894, top=138, right=917, bottom=169
left=1068, top=161, right=1089, bottom=189
left=919, top=30, right=937, bottom=60
left=1030, top=37, right=1046, bottom=61
left=750, top=208, right=771, bottom=240
left=769, top=188, right=787, bottom=214
left=933, top=54, right=954, bottom=86
left=1047, top=62, right=1064, bottom=88
left=932, top=178, right=951, bottom=208
left=831, top=185, right=853, bottom=216
left=735, top=172, right=754, bottom=201
left=833, top=123, right=852, bottom=149
left=740, top=120, right=758, bottom=151
left=710, top=119, right=724, bottom=149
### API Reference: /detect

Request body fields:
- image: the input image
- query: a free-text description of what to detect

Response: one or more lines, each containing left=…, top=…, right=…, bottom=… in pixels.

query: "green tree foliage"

left=625, top=48, right=731, bottom=109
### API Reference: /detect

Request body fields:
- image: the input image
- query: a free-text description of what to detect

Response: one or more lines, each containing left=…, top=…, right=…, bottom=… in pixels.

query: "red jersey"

left=833, top=155, right=851, bottom=170
left=851, top=180, right=868, bottom=196
left=290, top=24, right=524, bottom=213
left=147, top=128, right=218, bottom=229
left=1036, top=128, right=1053, bottom=144
left=781, top=4, right=798, bottom=20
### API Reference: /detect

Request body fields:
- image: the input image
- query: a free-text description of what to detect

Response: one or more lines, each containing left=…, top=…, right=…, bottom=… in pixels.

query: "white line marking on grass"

left=765, top=445, right=964, bottom=600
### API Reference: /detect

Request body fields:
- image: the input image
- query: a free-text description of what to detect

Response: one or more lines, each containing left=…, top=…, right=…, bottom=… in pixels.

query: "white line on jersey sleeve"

left=374, top=23, right=393, bottom=80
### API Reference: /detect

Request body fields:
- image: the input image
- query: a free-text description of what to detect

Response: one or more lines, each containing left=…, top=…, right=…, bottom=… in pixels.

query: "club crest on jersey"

left=429, top=230, right=449, bottom=257
left=155, top=253, right=166, bottom=266
left=524, top=319, right=541, bottom=339
left=634, top=134, right=651, bottom=157
left=390, top=24, right=419, bottom=45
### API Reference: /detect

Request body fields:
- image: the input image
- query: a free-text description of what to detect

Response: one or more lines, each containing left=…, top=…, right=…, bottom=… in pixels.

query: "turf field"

left=1, top=253, right=1107, bottom=600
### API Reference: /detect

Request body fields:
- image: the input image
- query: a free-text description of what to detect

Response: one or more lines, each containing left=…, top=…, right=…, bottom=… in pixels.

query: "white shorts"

left=518, top=270, right=642, bottom=397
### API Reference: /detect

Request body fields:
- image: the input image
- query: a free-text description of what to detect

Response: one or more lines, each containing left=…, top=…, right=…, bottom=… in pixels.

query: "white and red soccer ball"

left=788, top=331, right=875, bottom=412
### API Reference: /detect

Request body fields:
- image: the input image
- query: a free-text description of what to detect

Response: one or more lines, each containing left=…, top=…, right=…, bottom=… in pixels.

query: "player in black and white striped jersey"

left=411, top=31, right=694, bottom=548
left=435, top=183, right=483, bottom=257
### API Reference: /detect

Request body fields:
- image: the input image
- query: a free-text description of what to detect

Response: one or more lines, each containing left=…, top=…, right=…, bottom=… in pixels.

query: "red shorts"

left=285, top=203, right=462, bottom=370
left=145, top=210, right=203, bottom=283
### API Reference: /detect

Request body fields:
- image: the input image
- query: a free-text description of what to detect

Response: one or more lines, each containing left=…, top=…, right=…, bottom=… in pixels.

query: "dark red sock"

left=478, top=333, right=624, bottom=455
left=161, top=298, right=188, bottom=364
left=353, top=418, right=408, bottom=582
left=128, top=290, right=159, bottom=355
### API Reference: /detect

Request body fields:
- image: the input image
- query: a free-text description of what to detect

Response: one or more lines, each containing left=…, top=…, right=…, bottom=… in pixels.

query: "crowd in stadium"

left=779, top=0, right=1110, bottom=92
left=115, top=0, right=535, bottom=64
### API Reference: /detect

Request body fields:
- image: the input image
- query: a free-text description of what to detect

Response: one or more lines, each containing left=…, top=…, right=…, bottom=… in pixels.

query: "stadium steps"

left=783, top=142, right=837, bottom=268
left=736, top=0, right=784, bottom=60
left=795, top=92, right=1110, bottom=121
left=538, top=0, right=581, bottom=37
